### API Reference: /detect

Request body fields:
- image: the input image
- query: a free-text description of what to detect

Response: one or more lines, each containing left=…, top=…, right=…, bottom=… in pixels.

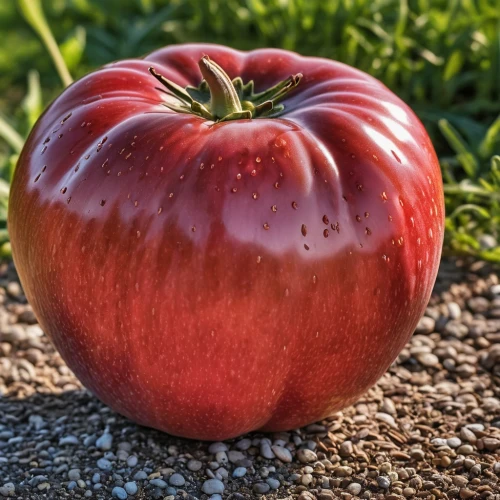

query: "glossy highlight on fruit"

left=8, top=44, right=444, bottom=440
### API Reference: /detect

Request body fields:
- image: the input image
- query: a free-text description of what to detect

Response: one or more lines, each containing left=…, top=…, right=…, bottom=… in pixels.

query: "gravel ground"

left=0, top=258, right=499, bottom=499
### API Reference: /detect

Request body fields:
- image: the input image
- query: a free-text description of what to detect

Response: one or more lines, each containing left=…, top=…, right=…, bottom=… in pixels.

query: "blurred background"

left=0, top=0, right=499, bottom=260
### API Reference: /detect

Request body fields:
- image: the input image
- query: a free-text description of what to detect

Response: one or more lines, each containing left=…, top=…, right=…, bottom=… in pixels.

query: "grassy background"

left=0, top=0, right=499, bottom=260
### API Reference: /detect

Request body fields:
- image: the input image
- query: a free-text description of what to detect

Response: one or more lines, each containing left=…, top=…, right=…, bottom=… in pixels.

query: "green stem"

left=443, top=183, right=500, bottom=201
left=18, top=0, right=73, bottom=88
left=198, top=56, right=243, bottom=119
left=0, top=116, right=24, bottom=153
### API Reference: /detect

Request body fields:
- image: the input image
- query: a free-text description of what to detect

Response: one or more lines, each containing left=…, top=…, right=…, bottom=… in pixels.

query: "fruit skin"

left=8, top=43, right=444, bottom=440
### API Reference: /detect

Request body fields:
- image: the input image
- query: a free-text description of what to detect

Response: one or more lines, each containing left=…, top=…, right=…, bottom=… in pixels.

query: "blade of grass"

left=0, top=116, right=24, bottom=153
left=18, top=0, right=73, bottom=87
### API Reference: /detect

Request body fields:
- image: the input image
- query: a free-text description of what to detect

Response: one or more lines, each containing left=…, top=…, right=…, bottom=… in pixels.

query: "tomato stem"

left=149, top=58, right=302, bottom=122
left=198, top=56, right=251, bottom=120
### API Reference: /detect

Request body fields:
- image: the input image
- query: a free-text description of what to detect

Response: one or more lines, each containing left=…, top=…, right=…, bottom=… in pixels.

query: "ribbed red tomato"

left=9, top=44, right=444, bottom=440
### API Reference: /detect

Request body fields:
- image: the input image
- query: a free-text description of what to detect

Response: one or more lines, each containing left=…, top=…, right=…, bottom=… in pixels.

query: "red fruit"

left=8, top=44, right=444, bottom=440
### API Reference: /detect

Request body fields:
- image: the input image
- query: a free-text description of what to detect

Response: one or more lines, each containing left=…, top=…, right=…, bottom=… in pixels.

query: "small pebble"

left=68, top=469, right=80, bottom=481
left=447, top=437, right=462, bottom=448
left=168, top=474, right=185, bottom=487
left=149, top=479, right=167, bottom=488
left=96, top=432, right=113, bottom=451
left=260, top=442, right=275, bottom=459
left=187, top=459, right=203, bottom=471
left=347, top=483, right=362, bottom=495
left=133, top=471, right=147, bottom=481
left=59, top=435, right=79, bottom=446
left=112, top=486, right=128, bottom=499
left=253, top=482, right=270, bottom=494
left=124, top=482, right=138, bottom=495
left=296, top=448, right=317, bottom=463
left=97, top=458, right=112, bottom=471
left=201, top=479, right=224, bottom=495
left=266, top=478, right=280, bottom=490
left=448, top=302, right=461, bottom=319
left=377, top=476, right=391, bottom=489
left=208, top=442, right=228, bottom=454
left=271, top=445, right=293, bottom=463
left=233, top=467, right=247, bottom=478
left=126, top=455, right=138, bottom=468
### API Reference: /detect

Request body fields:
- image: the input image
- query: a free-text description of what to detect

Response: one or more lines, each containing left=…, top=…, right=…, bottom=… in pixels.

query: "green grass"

left=0, top=0, right=499, bottom=260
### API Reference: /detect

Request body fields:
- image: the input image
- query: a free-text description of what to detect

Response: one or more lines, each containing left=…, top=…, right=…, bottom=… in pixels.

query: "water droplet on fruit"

left=351, top=154, right=356, bottom=159
left=364, top=212, right=369, bottom=218
left=397, top=236, right=404, bottom=246
left=322, top=215, right=329, bottom=225
left=356, top=215, right=361, bottom=222
left=218, top=156, right=222, bottom=161
left=191, top=226, right=196, bottom=232
left=42, top=165, right=47, bottom=172
left=388, top=215, right=393, bottom=222
left=256, top=256, right=262, bottom=264
left=399, top=198, right=404, bottom=207
left=323, top=229, right=329, bottom=238
left=199, top=163, right=204, bottom=170
left=43, top=137, right=50, bottom=144
left=67, top=197, right=71, bottom=204
left=60, top=187, right=67, bottom=194
left=231, top=187, right=237, bottom=193
left=263, top=223, right=270, bottom=230
left=100, top=200, right=106, bottom=206
left=41, top=146, right=47, bottom=154
left=356, top=183, right=363, bottom=191
left=391, top=150, right=402, bottom=163
left=365, top=227, right=372, bottom=235
left=256, top=157, right=262, bottom=163
left=34, top=174, right=41, bottom=183
left=301, top=224, right=307, bottom=236
left=251, top=169, right=257, bottom=176
left=136, top=231, right=141, bottom=238
left=179, top=174, right=185, bottom=180
left=81, top=121, right=86, bottom=128
left=134, top=200, right=139, bottom=207
left=252, top=192, right=259, bottom=200
left=304, top=244, right=310, bottom=250
left=169, top=193, right=174, bottom=198
left=274, top=182, right=280, bottom=189
left=410, top=217, right=415, bottom=227
left=292, top=201, right=298, bottom=209
left=428, top=228, right=433, bottom=238
left=135, top=283, right=139, bottom=292
left=381, top=191, right=388, bottom=201
left=312, top=274, right=317, bottom=284
left=271, top=205, right=277, bottom=212
left=236, top=173, right=242, bottom=180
